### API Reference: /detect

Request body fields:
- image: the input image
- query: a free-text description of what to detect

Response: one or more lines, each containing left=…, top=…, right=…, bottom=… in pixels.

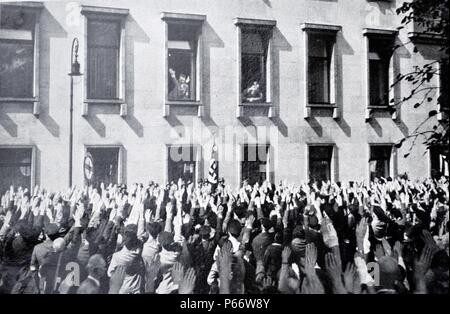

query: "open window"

left=0, top=2, right=43, bottom=115
left=308, top=145, right=334, bottom=183
left=369, top=145, right=393, bottom=181
left=368, top=38, right=391, bottom=107
left=167, top=144, right=201, bottom=184
left=241, top=29, right=269, bottom=103
left=235, top=18, right=276, bottom=118
left=0, top=146, right=35, bottom=194
left=241, top=144, right=272, bottom=185
left=308, top=35, right=332, bottom=105
left=301, top=23, right=341, bottom=119
left=363, top=29, right=398, bottom=121
left=81, top=5, right=129, bottom=116
left=162, top=12, right=205, bottom=117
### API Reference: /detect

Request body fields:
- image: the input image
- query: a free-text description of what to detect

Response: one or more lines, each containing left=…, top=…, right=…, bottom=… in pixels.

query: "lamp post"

left=68, top=38, right=82, bottom=187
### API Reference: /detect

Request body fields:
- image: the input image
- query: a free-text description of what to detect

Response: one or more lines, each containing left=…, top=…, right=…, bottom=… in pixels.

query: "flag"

left=208, top=142, right=218, bottom=187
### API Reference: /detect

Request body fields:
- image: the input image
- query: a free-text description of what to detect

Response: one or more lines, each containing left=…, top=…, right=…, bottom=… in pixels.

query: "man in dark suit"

left=76, top=254, right=106, bottom=294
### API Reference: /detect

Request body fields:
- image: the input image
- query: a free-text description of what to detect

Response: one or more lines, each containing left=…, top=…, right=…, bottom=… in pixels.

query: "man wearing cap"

left=30, top=223, right=59, bottom=272
left=29, top=223, right=60, bottom=293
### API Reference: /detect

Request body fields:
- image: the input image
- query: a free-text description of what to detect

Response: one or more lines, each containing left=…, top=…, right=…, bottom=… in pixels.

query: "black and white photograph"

left=0, top=0, right=448, bottom=301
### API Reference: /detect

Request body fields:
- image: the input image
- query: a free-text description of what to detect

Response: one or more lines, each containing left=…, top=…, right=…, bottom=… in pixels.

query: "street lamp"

left=68, top=38, right=82, bottom=187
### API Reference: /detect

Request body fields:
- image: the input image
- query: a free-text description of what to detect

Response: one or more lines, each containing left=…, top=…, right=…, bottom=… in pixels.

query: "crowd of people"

left=0, top=175, right=448, bottom=294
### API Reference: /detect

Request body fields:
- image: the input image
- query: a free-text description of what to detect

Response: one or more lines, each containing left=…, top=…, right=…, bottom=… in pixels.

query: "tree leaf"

left=394, top=138, right=405, bottom=148
left=428, top=110, right=438, bottom=117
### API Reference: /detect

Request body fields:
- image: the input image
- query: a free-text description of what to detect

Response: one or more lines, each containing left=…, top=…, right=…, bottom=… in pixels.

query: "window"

left=162, top=12, right=205, bottom=116
left=167, top=145, right=199, bottom=183
left=0, top=147, right=33, bottom=194
left=430, top=147, right=449, bottom=179
left=368, top=37, right=392, bottom=107
left=167, top=23, right=197, bottom=101
left=241, top=144, right=271, bottom=185
left=86, top=147, right=120, bottom=186
left=81, top=5, right=128, bottom=111
left=87, top=19, right=120, bottom=100
left=241, top=29, right=269, bottom=103
left=363, top=29, right=397, bottom=120
left=301, top=23, right=341, bottom=119
left=0, top=4, right=41, bottom=99
left=308, top=34, right=333, bottom=104
left=235, top=18, right=276, bottom=111
left=308, top=146, right=333, bottom=182
left=369, top=145, right=392, bottom=180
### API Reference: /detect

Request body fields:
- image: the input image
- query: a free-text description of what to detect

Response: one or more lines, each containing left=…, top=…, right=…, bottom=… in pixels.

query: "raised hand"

left=217, top=242, right=233, bottom=290
left=178, top=268, right=196, bottom=294
left=381, top=238, right=392, bottom=257
left=282, top=246, right=291, bottom=264
left=414, top=245, right=433, bottom=279
left=325, top=252, right=341, bottom=281
left=171, top=262, right=184, bottom=286
left=321, top=217, right=339, bottom=248
left=421, top=230, right=440, bottom=255
left=374, top=243, right=385, bottom=261
left=245, top=214, right=255, bottom=229
left=261, top=276, right=275, bottom=291
left=343, top=263, right=361, bottom=294
left=325, top=252, right=347, bottom=294
left=304, top=243, right=317, bottom=276
left=355, top=217, right=369, bottom=254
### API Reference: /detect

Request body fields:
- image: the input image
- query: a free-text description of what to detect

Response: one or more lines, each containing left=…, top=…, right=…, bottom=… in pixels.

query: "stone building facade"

left=0, top=0, right=446, bottom=193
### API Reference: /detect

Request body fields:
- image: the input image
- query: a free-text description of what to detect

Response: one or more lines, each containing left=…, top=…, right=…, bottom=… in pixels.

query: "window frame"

left=161, top=12, right=206, bottom=117
left=301, top=23, right=341, bottom=119
left=429, top=146, right=449, bottom=178
left=363, top=28, right=398, bottom=121
left=367, top=143, right=396, bottom=182
left=305, top=143, right=336, bottom=183
left=234, top=18, right=276, bottom=118
left=83, top=144, right=124, bottom=185
left=239, top=143, right=273, bottom=185
left=0, top=145, right=37, bottom=193
left=86, top=18, right=121, bottom=100
left=0, top=2, right=43, bottom=116
left=165, top=144, right=202, bottom=183
left=81, top=6, right=129, bottom=116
